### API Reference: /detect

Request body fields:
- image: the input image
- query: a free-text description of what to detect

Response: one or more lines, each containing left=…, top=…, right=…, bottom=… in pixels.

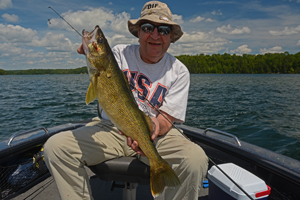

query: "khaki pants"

left=44, top=118, right=208, bottom=200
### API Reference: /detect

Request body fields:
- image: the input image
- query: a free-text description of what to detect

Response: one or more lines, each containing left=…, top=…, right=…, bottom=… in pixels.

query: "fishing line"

left=130, top=83, right=254, bottom=200
left=48, top=7, right=83, bottom=37
left=129, top=83, right=190, bottom=140
left=208, top=157, right=254, bottom=200
left=47, top=9, right=254, bottom=200
left=48, top=5, right=187, bottom=139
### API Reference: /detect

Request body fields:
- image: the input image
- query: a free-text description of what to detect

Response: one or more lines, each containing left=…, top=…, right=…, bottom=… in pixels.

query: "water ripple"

left=186, top=74, right=300, bottom=160
left=0, top=74, right=300, bottom=161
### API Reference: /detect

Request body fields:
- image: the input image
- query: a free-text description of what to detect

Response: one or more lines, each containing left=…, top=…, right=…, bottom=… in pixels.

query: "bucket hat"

left=128, top=1, right=183, bottom=43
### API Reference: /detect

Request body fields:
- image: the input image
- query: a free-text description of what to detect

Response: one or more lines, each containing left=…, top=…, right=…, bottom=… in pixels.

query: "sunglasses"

left=140, top=23, right=172, bottom=36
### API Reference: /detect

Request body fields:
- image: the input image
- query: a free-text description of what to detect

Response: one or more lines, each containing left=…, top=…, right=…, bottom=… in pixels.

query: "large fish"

left=82, top=25, right=180, bottom=197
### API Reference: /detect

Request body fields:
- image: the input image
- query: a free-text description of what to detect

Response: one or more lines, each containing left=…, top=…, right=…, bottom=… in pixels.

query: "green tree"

left=6, top=67, right=88, bottom=75
left=0, top=69, right=7, bottom=75
left=175, top=51, right=300, bottom=74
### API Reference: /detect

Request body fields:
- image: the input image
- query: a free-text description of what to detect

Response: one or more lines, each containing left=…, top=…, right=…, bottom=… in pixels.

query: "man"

left=44, top=1, right=208, bottom=200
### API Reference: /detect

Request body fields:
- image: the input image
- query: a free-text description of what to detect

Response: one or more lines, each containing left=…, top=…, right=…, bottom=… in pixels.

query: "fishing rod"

left=48, top=7, right=254, bottom=200
left=47, top=6, right=187, bottom=138
left=130, top=85, right=254, bottom=200
left=128, top=83, right=190, bottom=139
left=48, top=7, right=83, bottom=37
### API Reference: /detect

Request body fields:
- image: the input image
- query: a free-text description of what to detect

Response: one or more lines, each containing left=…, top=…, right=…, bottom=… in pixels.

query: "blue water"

left=1, top=74, right=300, bottom=161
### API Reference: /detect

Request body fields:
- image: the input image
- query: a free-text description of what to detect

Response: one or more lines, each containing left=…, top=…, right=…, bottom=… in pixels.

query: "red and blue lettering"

left=137, top=74, right=152, bottom=102
left=148, top=83, right=168, bottom=108
left=123, top=70, right=137, bottom=91
left=123, top=70, right=168, bottom=108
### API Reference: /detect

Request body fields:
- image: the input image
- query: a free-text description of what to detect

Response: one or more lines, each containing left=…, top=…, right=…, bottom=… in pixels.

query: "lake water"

left=1, top=74, right=300, bottom=161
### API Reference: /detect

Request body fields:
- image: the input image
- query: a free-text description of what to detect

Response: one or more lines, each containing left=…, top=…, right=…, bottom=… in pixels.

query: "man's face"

left=138, top=21, right=173, bottom=64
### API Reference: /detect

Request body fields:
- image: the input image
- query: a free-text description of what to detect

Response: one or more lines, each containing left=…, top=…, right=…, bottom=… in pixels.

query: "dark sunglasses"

left=140, top=23, right=172, bottom=36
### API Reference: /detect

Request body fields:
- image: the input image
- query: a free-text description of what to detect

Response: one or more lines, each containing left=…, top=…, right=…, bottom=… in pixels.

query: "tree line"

left=0, top=69, right=6, bottom=75
left=1, top=67, right=88, bottom=75
left=176, top=52, right=300, bottom=74
left=1, top=52, right=300, bottom=75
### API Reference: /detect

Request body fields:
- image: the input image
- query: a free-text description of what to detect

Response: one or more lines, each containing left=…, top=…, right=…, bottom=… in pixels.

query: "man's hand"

left=77, top=44, right=85, bottom=55
left=118, top=111, right=174, bottom=156
left=127, top=136, right=146, bottom=156
left=118, top=117, right=158, bottom=157
left=118, top=130, right=146, bottom=156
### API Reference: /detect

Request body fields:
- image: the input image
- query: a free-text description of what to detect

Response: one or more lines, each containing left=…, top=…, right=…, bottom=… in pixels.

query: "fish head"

left=82, top=26, right=110, bottom=83
left=82, top=25, right=108, bottom=59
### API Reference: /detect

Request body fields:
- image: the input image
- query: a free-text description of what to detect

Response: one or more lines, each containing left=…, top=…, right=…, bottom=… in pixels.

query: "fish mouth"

left=82, top=26, right=101, bottom=56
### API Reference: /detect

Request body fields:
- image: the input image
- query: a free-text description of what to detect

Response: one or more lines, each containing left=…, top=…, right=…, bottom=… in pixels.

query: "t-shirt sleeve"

left=159, top=66, right=190, bottom=123
left=111, top=45, right=122, bottom=68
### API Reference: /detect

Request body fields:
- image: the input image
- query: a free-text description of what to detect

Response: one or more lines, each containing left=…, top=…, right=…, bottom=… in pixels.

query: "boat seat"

left=88, top=156, right=150, bottom=200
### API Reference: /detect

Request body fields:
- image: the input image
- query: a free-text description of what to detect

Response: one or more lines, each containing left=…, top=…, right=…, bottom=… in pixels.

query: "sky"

left=0, top=0, right=300, bottom=70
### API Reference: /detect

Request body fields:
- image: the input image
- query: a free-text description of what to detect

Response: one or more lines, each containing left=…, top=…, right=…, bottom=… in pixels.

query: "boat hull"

left=1, top=120, right=300, bottom=200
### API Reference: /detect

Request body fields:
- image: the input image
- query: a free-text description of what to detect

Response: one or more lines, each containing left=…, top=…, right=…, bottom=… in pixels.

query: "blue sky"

left=0, top=0, right=300, bottom=70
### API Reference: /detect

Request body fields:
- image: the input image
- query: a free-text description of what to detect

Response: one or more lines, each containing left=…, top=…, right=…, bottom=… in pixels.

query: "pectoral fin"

left=85, top=81, right=97, bottom=105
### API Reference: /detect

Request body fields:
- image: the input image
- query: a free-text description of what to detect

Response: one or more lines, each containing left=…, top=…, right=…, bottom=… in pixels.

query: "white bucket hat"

left=128, top=1, right=183, bottom=43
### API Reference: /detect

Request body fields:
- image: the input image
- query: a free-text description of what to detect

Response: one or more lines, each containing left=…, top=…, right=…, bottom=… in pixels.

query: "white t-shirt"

left=101, top=44, right=190, bottom=123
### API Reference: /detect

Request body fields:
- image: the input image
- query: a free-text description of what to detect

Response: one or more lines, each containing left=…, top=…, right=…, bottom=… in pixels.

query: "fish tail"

left=150, top=160, right=181, bottom=197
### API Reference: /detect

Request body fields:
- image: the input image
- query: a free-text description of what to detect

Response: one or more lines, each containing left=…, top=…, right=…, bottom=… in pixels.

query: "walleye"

left=82, top=25, right=181, bottom=197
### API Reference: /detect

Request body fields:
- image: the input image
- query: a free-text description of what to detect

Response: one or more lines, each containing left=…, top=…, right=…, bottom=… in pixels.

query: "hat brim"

left=128, top=15, right=183, bottom=43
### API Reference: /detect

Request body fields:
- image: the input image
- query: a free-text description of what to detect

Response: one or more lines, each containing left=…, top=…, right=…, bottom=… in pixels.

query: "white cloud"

left=205, top=18, right=215, bottom=22
left=169, top=41, right=228, bottom=56
left=0, top=0, right=12, bottom=9
left=269, top=25, right=300, bottom=36
left=168, top=31, right=229, bottom=55
left=107, top=34, right=138, bottom=48
left=2, top=13, right=18, bottom=22
left=0, top=40, right=85, bottom=69
left=297, top=40, right=300, bottom=46
left=216, top=24, right=251, bottom=34
left=30, top=32, right=79, bottom=52
left=189, top=16, right=215, bottom=23
left=172, top=14, right=184, bottom=24
left=189, top=16, right=205, bottom=23
left=212, top=10, right=222, bottom=15
left=0, top=43, right=32, bottom=57
left=48, top=7, right=115, bottom=32
left=0, top=24, right=37, bottom=43
left=21, top=51, right=44, bottom=59
left=110, top=12, right=131, bottom=35
left=260, top=46, right=283, bottom=54
left=130, top=7, right=135, bottom=11
left=230, top=45, right=252, bottom=54
left=67, top=57, right=85, bottom=66
left=178, top=31, right=212, bottom=43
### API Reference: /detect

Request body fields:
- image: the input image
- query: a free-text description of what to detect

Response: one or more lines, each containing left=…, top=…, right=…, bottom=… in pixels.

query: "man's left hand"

left=119, top=117, right=159, bottom=156
left=119, top=111, right=174, bottom=156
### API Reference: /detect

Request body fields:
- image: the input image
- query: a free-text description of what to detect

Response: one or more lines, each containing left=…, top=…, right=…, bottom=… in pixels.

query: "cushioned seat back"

left=89, top=157, right=150, bottom=185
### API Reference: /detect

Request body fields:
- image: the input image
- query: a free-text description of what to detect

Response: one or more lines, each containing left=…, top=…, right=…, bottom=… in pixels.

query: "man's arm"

left=153, top=111, right=174, bottom=138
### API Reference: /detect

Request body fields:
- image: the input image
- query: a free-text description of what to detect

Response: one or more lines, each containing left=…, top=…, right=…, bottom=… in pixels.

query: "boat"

left=1, top=116, right=300, bottom=200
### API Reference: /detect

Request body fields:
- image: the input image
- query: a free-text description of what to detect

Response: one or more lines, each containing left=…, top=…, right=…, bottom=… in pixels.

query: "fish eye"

left=97, top=38, right=104, bottom=44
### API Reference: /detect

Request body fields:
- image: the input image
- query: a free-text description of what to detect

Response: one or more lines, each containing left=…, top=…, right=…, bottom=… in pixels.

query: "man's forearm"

left=157, top=111, right=174, bottom=136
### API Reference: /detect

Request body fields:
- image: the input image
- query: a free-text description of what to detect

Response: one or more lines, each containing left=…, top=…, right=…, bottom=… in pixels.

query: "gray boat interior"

left=1, top=120, right=300, bottom=200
